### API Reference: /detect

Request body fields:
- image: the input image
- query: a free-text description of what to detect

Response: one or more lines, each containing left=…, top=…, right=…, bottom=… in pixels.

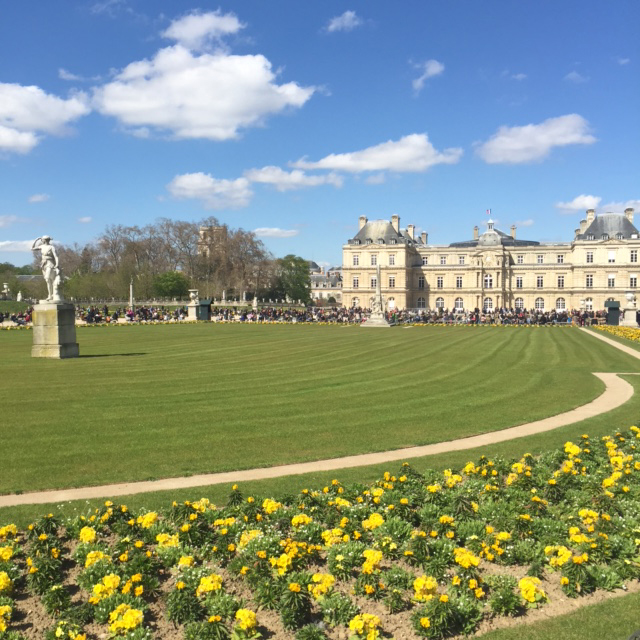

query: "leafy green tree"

left=275, top=255, right=311, bottom=303
left=153, top=271, right=190, bottom=298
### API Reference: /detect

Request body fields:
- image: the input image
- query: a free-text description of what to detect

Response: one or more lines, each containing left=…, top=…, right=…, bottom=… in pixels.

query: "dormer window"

left=390, top=238, right=397, bottom=245
left=602, top=234, right=609, bottom=240
left=616, top=233, right=624, bottom=240
left=377, top=238, right=385, bottom=244
left=366, top=238, right=372, bottom=244
left=587, top=234, right=594, bottom=240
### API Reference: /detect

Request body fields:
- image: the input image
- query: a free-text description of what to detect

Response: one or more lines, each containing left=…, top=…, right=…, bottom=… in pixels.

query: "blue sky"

left=0, top=1, right=638, bottom=268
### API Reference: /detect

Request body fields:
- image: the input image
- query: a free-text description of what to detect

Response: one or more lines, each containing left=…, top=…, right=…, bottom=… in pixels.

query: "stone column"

left=32, top=302, right=79, bottom=358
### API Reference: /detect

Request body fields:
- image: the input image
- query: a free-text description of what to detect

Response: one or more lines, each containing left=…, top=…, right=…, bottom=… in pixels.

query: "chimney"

left=473, top=225, right=479, bottom=241
left=407, top=224, right=415, bottom=239
left=586, top=209, right=596, bottom=226
left=574, top=228, right=581, bottom=239
left=579, top=218, right=587, bottom=233
left=391, top=214, right=400, bottom=232
left=625, top=207, right=634, bottom=224
left=421, top=231, right=428, bottom=244
left=510, top=225, right=516, bottom=240
left=359, top=215, right=368, bottom=230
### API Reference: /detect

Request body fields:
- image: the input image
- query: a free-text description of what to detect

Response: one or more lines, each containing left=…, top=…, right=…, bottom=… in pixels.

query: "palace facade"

left=341, top=209, right=639, bottom=312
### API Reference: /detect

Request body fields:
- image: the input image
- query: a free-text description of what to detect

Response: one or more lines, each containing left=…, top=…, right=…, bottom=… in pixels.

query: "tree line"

left=1, top=217, right=312, bottom=303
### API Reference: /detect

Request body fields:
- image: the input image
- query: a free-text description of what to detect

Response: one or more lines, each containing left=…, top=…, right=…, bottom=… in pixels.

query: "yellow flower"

left=0, top=547, right=13, bottom=562
left=0, top=572, right=12, bottom=593
left=235, top=609, right=257, bottom=631
left=196, top=574, right=223, bottom=597
left=413, top=575, right=437, bottom=601
left=79, top=527, right=97, bottom=544
left=178, top=555, right=194, bottom=567
left=289, top=582, right=301, bottom=592
left=420, top=617, right=431, bottom=628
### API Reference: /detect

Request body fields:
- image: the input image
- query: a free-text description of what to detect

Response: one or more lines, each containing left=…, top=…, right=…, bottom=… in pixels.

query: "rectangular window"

left=389, top=254, right=395, bottom=266
left=352, top=255, right=359, bottom=266
left=352, top=277, right=359, bottom=289
left=456, top=276, right=462, bottom=288
left=537, top=254, right=544, bottom=264
left=418, top=276, right=425, bottom=289
left=517, top=255, right=524, bottom=264
left=370, top=255, right=377, bottom=266
left=437, top=276, right=443, bottom=289
left=557, top=254, right=564, bottom=264
left=370, top=277, right=377, bottom=288
left=608, top=250, right=616, bottom=263
left=630, top=275, right=637, bottom=288
left=388, top=276, right=395, bottom=288
left=557, top=275, right=564, bottom=289
left=586, top=274, right=593, bottom=288
left=608, top=275, right=615, bottom=288
left=440, top=256, right=446, bottom=265
left=631, top=250, right=638, bottom=263
left=421, top=256, right=428, bottom=265
left=516, top=276, right=523, bottom=289
left=586, top=251, right=593, bottom=263
left=458, top=255, right=465, bottom=265
left=537, top=276, right=544, bottom=288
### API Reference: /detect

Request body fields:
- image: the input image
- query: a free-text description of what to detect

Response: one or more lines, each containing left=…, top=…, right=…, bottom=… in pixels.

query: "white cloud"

left=162, top=10, right=244, bottom=51
left=167, top=172, right=253, bottom=210
left=28, top=193, right=50, bottom=203
left=565, top=70, right=589, bottom=83
left=253, top=227, right=299, bottom=238
left=365, top=173, right=386, bottom=185
left=515, top=219, right=534, bottom=227
left=326, top=11, right=362, bottom=33
left=0, top=215, right=22, bottom=228
left=0, top=83, right=90, bottom=154
left=0, top=240, right=33, bottom=252
left=511, top=73, right=527, bottom=81
left=93, top=45, right=315, bottom=141
left=599, top=199, right=640, bottom=213
left=59, top=68, right=101, bottom=83
left=617, top=57, right=630, bottom=65
left=78, top=216, right=92, bottom=223
left=475, top=114, right=596, bottom=164
left=292, top=133, right=463, bottom=173
left=555, top=194, right=602, bottom=212
left=412, top=59, right=445, bottom=93
left=244, top=166, right=343, bottom=191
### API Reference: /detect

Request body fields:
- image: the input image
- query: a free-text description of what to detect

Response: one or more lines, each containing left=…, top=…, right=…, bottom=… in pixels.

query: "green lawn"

left=1, top=324, right=638, bottom=494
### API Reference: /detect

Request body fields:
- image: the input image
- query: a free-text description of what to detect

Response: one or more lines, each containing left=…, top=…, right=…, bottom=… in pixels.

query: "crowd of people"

left=0, top=303, right=611, bottom=327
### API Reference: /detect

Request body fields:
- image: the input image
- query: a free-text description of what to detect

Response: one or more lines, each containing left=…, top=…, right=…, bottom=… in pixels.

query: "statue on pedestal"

left=32, top=236, right=64, bottom=302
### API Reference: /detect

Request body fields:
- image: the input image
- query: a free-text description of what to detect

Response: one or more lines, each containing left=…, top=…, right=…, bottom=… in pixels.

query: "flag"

left=486, top=209, right=491, bottom=216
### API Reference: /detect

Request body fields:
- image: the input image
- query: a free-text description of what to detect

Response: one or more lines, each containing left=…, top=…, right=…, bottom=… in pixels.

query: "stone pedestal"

left=32, top=302, right=79, bottom=358
left=620, top=308, right=638, bottom=327
left=361, top=312, right=394, bottom=328
left=186, top=304, right=198, bottom=321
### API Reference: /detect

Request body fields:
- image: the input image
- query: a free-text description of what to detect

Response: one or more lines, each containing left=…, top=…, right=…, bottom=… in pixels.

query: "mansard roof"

left=449, top=227, right=539, bottom=249
left=348, top=220, right=423, bottom=246
left=575, top=213, right=639, bottom=240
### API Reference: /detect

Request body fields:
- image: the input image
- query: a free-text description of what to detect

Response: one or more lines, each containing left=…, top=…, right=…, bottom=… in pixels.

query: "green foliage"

left=486, top=575, right=522, bottom=617
left=41, top=585, right=71, bottom=617
left=273, top=255, right=311, bottom=303
left=153, top=271, right=190, bottom=298
left=295, top=624, right=328, bottom=640
left=317, top=592, right=359, bottom=627
left=184, top=619, right=230, bottom=640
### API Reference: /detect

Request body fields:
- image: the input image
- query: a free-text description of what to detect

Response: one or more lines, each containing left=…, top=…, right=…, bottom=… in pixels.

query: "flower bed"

left=1, top=428, right=639, bottom=639
left=594, top=325, right=640, bottom=343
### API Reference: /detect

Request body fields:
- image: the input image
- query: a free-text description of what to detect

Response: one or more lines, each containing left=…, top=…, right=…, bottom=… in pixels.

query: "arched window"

left=352, top=297, right=359, bottom=307
left=483, top=274, right=493, bottom=289
left=387, top=297, right=395, bottom=310
left=436, top=297, right=445, bottom=309
left=515, top=297, right=524, bottom=310
left=454, top=297, right=464, bottom=310
left=483, top=297, right=493, bottom=311
left=585, top=297, right=593, bottom=310
left=535, top=297, right=545, bottom=310
left=556, top=297, right=566, bottom=310
left=417, top=297, right=426, bottom=309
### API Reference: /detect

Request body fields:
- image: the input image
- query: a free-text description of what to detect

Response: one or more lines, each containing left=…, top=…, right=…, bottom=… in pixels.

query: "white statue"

left=32, top=236, right=63, bottom=302
left=16, top=291, right=22, bottom=302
